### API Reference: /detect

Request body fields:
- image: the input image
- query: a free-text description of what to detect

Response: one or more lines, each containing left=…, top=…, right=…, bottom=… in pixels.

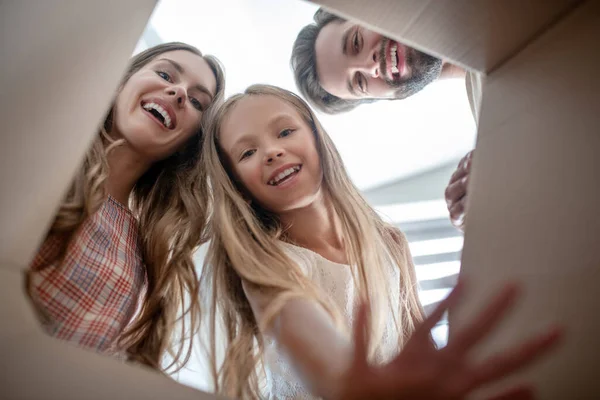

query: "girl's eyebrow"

left=232, top=133, right=254, bottom=147
left=228, top=133, right=256, bottom=157
left=228, top=113, right=295, bottom=153
left=267, top=114, right=294, bottom=129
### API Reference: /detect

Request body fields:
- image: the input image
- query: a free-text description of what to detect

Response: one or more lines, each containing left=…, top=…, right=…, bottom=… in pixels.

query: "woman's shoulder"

left=31, top=195, right=142, bottom=272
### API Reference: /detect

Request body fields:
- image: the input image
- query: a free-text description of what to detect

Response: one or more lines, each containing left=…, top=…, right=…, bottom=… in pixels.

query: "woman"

left=27, top=42, right=225, bottom=372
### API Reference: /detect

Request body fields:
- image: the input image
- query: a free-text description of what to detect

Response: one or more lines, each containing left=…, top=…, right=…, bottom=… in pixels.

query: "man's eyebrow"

left=347, top=77, right=359, bottom=97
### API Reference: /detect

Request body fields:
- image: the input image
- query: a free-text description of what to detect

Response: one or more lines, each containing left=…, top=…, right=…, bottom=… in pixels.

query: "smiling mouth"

left=390, top=43, right=401, bottom=80
left=268, top=165, right=302, bottom=186
left=142, top=102, right=173, bottom=129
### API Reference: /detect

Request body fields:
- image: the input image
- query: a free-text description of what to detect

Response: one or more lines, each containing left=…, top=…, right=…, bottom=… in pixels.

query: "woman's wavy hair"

left=40, top=42, right=225, bottom=371
left=200, top=84, right=424, bottom=398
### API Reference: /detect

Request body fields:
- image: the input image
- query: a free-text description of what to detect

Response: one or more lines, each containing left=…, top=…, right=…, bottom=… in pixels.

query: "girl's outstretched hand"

left=337, top=282, right=563, bottom=400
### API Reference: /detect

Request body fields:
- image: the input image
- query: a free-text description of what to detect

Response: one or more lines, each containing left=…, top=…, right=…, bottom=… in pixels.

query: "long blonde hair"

left=200, top=84, right=425, bottom=398
left=35, top=42, right=225, bottom=371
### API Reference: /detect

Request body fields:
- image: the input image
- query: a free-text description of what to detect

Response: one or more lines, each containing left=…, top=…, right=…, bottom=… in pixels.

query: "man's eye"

left=357, top=74, right=365, bottom=92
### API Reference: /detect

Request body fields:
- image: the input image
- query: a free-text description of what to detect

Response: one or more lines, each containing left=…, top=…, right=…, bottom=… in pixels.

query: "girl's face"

left=114, top=50, right=217, bottom=162
left=219, top=95, right=323, bottom=214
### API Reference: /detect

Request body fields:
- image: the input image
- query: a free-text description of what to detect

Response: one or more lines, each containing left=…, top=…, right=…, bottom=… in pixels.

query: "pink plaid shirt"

left=29, top=196, right=147, bottom=355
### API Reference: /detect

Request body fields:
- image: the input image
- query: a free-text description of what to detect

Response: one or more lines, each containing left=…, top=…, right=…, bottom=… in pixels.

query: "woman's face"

left=113, top=50, right=217, bottom=162
left=219, top=95, right=323, bottom=215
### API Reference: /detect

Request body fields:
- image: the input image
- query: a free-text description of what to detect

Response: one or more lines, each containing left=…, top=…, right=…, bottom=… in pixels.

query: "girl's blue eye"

left=241, top=149, right=256, bottom=160
left=279, top=129, right=294, bottom=138
left=157, top=71, right=171, bottom=82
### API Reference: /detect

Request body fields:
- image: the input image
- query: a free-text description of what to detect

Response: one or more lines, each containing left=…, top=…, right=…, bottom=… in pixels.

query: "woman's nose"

left=166, top=86, right=187, bottom=108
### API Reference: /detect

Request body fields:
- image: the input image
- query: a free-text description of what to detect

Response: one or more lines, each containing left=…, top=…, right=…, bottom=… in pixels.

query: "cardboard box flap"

left=313, top=0, right=581, bottom=73
left=450, top=0, right=600, bottom=395
left=0, top=0, right=156, bottom=269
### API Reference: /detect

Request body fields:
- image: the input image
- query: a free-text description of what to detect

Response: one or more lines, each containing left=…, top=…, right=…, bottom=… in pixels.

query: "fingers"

left=446, top=151, right=473, bottom=230
left=449, top=283, right=520, bottom=354
left=449, top=150, right=474, bottom=183
left=445, top=176, right=468, bottom=206
left=413, top=280, right=465, bottom=338
left=449, top=163, right=469, bottom=184
left=473, top=326, right=563, bottom=387
left=485, top=385, right=534, bottom=400
left=462, top=150, right=474, bottom=171
left=449, top=197, right=467, bottom=230
left=351, top=301, right=370, bottom=368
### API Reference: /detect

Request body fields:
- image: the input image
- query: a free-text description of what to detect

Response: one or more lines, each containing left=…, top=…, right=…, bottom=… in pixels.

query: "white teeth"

left=268, top=166, right=301, bottom=185
left=390, top=43, right=398, bottom=71
left=143, top=102, right=172, bottom=128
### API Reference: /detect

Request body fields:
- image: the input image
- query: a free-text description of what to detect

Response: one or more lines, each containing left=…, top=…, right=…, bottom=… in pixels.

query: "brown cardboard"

left=314, top=0, right=600, bottom=396
left=452, top=1, right=600, bottom=396
left=2, top=0, right=600, bottom=398
left=0, top=1, right=227, bottom=399
left=0, top=0, right=157, bottom=268
left=0, top=268, right=217, bottom=400
left=314, top=0, right=581, bottom=73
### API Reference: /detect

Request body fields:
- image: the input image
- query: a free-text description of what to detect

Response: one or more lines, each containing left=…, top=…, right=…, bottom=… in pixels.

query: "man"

left=291, top=8, right=477, bottom=230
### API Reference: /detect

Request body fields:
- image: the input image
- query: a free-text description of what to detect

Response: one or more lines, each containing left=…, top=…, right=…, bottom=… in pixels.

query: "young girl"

left=27, top=42, right=225, bottom=371
left=200, top=84, right=561, bottom=399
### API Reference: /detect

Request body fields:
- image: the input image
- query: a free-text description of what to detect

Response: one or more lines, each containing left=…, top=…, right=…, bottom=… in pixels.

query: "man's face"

left=315, top=20, right=443, bottom=101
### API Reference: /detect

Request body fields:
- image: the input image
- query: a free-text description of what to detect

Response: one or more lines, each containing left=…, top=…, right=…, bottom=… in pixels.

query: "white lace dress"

left=260, top=242, right=403, bottom=400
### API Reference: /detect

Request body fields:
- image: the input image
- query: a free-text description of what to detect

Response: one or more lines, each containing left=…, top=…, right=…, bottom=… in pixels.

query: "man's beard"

left=379, top=37, right=443, bottom=100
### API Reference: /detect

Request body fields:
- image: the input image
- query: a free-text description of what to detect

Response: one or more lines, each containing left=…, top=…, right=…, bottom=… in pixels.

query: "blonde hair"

left=200, top=84, right=425, bottom=398
left=33, top=42, right=226, bottom=371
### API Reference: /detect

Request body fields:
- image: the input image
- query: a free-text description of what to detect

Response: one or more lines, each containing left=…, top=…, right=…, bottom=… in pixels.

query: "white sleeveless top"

left=260, top=242, right=403, bottom=399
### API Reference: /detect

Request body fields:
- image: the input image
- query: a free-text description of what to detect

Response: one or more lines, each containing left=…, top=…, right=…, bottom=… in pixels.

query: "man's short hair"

left=291, top=8, right=374, bottom=115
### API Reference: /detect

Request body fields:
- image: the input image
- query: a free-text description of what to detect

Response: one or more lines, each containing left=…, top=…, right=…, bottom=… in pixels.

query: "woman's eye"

left=353, top=32, right=359, bottom=52
left=279, top=129, right=294, bottom=138
left=157, top=71, right=171, bottom=82
left=190, top=97, right=204, bottom=111
left=241, top=149, right=256, bottom=160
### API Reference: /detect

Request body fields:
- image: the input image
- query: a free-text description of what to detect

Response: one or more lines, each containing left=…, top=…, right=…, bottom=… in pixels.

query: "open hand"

left=337, top=281, right=562, bottom=400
